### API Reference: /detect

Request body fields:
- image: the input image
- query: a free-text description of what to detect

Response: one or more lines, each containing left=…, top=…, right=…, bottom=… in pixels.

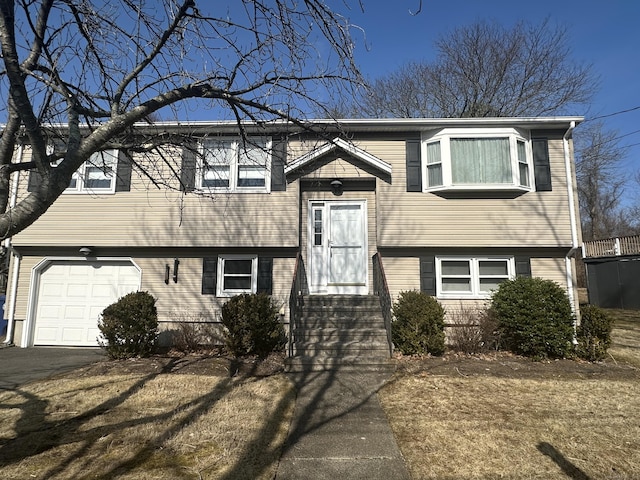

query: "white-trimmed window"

left=437, top=256, right=514, bottom=298
left=58, top=150, right=119, bottom=194
left=198, top=137, right=271, bottom=192
left=423, top=128, right=532, bottom=191
left=216, top=255, right=258, bottom=297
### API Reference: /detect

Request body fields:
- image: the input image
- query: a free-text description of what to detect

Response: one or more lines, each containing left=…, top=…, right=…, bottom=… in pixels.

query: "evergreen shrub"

left=576, top=304, right=614, bottom=361
left=490, top=277, right=574, bottom=359
left=220, top=293, right=285, bottom=357
left=392, top=290, right=446, bottom=356
left=98, top=291, right=159, bottom=359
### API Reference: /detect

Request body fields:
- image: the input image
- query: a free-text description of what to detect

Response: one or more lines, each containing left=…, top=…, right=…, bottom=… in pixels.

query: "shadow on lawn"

left=0, top=357, right=236, bottom=478
left=538, top=442, right=592, bottom=480
left=0, top=356, right=392, bottom=479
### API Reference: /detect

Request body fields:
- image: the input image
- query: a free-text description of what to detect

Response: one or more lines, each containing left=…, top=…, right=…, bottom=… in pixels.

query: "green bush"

left=576, top=304, right=614, bottom=361
left=392, top=290, right=445, bottom=356
left=220, top=293, right=285, bottom=357
left=490, top=277, right=574, bottom=359
left=98, top=291, right=159, bottom=359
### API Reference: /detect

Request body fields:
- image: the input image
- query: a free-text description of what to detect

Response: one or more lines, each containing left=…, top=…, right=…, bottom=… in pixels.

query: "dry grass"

left=607, top=309, right=640, bottom=368
left=0, top=372, right=294, bottom=479
left=380, top=310, right=640, bottom=480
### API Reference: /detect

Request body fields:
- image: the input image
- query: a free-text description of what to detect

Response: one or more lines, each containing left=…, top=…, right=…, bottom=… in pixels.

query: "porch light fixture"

left=79, top=247, right=92, bottom=256
left=330, top=179, right=343, bottom=196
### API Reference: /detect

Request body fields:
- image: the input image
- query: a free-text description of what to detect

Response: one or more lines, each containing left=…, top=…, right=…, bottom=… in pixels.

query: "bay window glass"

left=517, top=140, right=529, bottom=187
left=450, top=138, right=511, bottom=184
left=426, top=141, right=443, bottom=187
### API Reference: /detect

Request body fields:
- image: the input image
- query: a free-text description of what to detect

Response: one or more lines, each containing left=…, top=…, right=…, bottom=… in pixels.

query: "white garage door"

left=33, top=260, right=141, bottom=346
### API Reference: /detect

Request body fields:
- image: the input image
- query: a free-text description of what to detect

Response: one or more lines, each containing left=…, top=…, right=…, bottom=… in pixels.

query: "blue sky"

left=341, top=0, right=640, bottom=202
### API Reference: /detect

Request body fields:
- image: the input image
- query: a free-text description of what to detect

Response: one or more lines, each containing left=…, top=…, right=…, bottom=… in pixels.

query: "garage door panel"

left=33, top=260, right=140, bottom=347
left=61, top=328, right=84, bottom=343
left=68, top=283, right=89, bottom=297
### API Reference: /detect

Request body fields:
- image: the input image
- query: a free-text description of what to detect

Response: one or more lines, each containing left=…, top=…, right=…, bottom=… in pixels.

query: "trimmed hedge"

left=220, top=293, right=285, bottom=357
left=98, top=291, right=158, bottom=359
left=490, top=277, right=574, bottom=359
left=392, top=290, right=445, bottom=356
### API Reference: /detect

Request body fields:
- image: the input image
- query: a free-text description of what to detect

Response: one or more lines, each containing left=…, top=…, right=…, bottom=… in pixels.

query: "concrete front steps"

left=286, top=295, right=395, bottom=372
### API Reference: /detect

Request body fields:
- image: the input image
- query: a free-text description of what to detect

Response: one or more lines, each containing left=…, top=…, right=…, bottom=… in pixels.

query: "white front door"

left=309, top=201, right=367, bottom=294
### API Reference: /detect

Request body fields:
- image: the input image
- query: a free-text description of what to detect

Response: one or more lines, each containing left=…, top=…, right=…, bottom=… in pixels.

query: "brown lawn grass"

left=607, top=309, right=640, bottom=367
left=380, top=309, right=640, bottom=480
left=0, top=371, right=294, bottom=479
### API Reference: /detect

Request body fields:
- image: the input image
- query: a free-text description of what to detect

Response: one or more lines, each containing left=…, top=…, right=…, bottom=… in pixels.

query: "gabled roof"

left=284, top=137, right=392, bottom=177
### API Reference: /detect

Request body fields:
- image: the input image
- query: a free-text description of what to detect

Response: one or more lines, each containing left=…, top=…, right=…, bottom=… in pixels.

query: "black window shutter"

left=202, top=257, right=218, bottom=295
left=27, top=170, right=43, bottom=192
left=406, top=140, right=422, bottom=192
left=270, top=138, right=287, bottom=192
left=257, top=257, right=273, bottom=294
left=419, top=256, right=436, bottom=296
left=515, top=256, right=532, bottom=277
left=532, top=138, right=552, bottom=192
left=115, top=150, right=133, bottom=192
left=181, top=142, right=197, bottom=192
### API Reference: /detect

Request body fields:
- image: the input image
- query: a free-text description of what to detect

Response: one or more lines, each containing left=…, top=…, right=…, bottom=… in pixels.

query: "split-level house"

left=4, top=117, right=583, bottom=365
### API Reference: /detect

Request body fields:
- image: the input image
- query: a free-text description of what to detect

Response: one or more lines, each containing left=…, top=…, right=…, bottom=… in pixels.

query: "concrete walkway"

left=276, top=370, right=411, bottom=480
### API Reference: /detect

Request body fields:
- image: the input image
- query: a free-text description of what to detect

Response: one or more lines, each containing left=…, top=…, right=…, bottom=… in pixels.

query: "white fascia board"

left=285, top=137, right=392, bottom=176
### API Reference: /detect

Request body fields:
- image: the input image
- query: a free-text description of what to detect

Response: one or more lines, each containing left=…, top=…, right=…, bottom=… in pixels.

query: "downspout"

left=563, top=121, right=579, bottom=341
left=4, top=142, right=23, bottom=345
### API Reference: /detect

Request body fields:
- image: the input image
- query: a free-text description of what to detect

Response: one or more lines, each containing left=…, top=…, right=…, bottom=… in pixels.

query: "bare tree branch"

left=0, top=0, right=363, bottom=239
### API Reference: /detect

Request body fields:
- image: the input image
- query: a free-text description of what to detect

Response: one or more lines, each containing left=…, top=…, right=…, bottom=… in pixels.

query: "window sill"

left=197, top=187, right=271, bottom=194
left=61, top=189, right=116, bottom=195
left=425, top=184, right=532, bottom=194
left=437, top=293, right=493, bottom=300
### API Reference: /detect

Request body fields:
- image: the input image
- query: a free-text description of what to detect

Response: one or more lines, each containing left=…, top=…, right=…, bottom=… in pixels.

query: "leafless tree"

left=351, top=18, right=597, bottom=118
left=574, top=122, right=637, bottom=241
left=0, top=0, right=363, bottom=240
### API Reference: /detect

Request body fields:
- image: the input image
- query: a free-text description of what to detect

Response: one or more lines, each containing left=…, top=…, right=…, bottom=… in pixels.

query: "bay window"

left=423, top=128, right=532, bottom=191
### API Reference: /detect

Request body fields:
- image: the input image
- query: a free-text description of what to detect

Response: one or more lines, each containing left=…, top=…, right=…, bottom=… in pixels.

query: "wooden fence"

left=583, top=235, right=640, bottom=259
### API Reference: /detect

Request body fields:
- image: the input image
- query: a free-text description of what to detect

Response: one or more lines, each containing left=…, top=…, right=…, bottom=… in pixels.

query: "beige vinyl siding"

left=531, top=257, right=568, bottom=290
left=13, top=256, right=42, bottom=324
left=13, top=147, right=299, bottom=248
left=380, top=251, right=571, bottom=324
left=9, top=253, right=295, bottom=346
left=378, top=256, right=420, bottom=302
left=366, top=138, right=575, bottom=248
left=137, top=256, right=295, bottom=324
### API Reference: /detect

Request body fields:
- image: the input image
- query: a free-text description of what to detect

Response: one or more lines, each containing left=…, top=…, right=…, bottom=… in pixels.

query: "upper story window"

left=423, top=128, right=532, bottom=192
left=198, top=137, right=271, bottom=192
left=62, top=149, right=119, bottom=194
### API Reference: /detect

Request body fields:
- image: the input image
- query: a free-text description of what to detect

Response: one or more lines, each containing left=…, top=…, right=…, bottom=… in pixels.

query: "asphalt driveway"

left=0, top=346, right=105, bottom=390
